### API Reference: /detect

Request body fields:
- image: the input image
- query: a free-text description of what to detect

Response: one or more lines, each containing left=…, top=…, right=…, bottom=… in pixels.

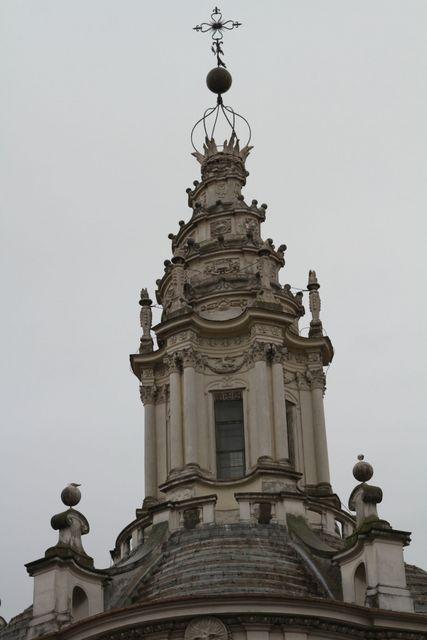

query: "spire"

left=191, top=7, right=251, bottom=171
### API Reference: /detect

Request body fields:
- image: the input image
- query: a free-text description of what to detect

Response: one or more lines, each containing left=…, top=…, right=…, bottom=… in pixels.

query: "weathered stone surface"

left=131, top=523, right=328, bottom=603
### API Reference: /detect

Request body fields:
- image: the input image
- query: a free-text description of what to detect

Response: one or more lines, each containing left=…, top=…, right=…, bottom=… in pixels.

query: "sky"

left=1, top=0, right=426, bottom=622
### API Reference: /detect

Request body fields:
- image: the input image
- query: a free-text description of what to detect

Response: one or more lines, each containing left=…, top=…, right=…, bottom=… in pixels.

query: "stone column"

left=271, top=351, right=289, bottom=462
left=165, top=353, right=184, bottom=471
left=310, top=370, right=330, bottom=485
left=297, top=372, right=318, bottom=486
left=140, top=385, right=158, bottom=498
left=182, top=347, right=199, bottom=467
left=252, top=342, right=273, bottom=460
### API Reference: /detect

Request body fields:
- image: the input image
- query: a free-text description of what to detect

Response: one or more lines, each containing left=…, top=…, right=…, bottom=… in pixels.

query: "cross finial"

left=193, top=6, right=242, bottom=68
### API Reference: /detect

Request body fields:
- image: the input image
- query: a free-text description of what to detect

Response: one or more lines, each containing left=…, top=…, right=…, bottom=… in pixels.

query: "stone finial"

left=307, top=269, right=323, bottom=338
left=139, top=288, right=153, bottom=354
left=353, top=454, right=374, bottom=483
left=349, top=456, right=384, bottom=528
left=61, top=483, right=81, bottom=507
left=45, top=485, right=93, bottom=568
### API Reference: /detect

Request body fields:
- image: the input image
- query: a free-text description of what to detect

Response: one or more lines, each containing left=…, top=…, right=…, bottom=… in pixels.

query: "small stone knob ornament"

left=352, top=454, right=374, bottom=483
left=61, top=483, right=81, bottom=507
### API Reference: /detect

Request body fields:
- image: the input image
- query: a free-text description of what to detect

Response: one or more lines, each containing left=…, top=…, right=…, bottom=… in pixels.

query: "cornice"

left=34, top=595, right=427, bottom=640
left=130, top=310, right=334, bottom=378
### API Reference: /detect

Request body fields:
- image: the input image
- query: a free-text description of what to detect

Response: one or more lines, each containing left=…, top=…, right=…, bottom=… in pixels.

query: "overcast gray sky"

left=1, top=0, right=426, bottom=622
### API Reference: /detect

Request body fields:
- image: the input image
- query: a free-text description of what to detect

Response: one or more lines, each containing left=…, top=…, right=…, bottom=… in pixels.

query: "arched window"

left=354, top=563, right=367, bottom=606
left=72, top=586, right=89, bottom=621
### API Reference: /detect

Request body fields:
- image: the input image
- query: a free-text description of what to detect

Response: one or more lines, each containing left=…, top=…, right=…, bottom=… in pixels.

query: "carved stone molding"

left=250, top=323, right=282, bottom=339
left=309, top=368, right=326, bottom=392
left=163, top=352, right=182, bottom=374
left=204, top=258, right=240, bottom=277
left=199, top=297, right=248, bottom=314
left=269, top=343, right=286, bottom=365
left=198, top=335, right=247, bottom=348
left=181, top=347, right=204, bottom=372
left=287, top=351, right=308, bottom=364
left=185, top=617, right=229, bottom=640
left=284, top=370, right=296, bottom=385
left=210, top=219, right=232, bottom=237
left=168, top=330, right=198, bottom=347
left=204, top=355, right=247, bottom=374
left=248, top=340, right=270, bottom=363
left=97, top=613, right=426, bottom=640
left=139, top=384, right=157, bottom=405
left=140, top=367, right=155, bottom=380
left=295, top=371, right=310, bottom=391
left=156, top=383, right=169, bottom=403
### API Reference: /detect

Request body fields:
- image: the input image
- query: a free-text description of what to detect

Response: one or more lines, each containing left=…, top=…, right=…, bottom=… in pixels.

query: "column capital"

left=269, top=343, right=287, bottom=365
left=249, top=340, right=270, bottom=363
left=163, top=352, right=183, bottom=374
left=309, top=368, right=326, bottom=392
left=181, top=346, right=204, bottom=371
left=140, top=384, right=158, bottom=405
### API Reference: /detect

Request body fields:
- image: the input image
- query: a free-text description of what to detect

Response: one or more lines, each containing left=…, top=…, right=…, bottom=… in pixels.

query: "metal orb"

left=61, top=483, right=81, bottom=507
left=352, top=455, right=374, bottom=483
left=206, top=67, right=232, bottom=95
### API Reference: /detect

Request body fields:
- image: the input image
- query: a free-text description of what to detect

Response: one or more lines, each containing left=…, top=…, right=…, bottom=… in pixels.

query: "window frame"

left=213, top=389, right=246, bottom=480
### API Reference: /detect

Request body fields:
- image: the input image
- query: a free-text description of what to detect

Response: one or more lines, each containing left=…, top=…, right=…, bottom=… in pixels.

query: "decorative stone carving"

left=210, top=219, right=231, bottom=237
left=198, top=335, right=246, bottom=348
left=141, top=367, right=155, bottom=380
left=140, top=384, right=158, bottom=405
left=250, top=323, right=282, bottom=338
left=169, top=488, right=194, bottom=502
left=248, top=340, right=270, bottom=363
left=139, top=289, right=152, bottom=336
left=181, top=347, right=204, bottom=371
left=204, top=355, right=247, bottom=374
left=204, top=258, right=240, bottom=276
left=267, top=343, right=284, bottom=364
left=295, top=371, right=310, bottom=390
left=199, top=298, right=248, bottom=313
left=168, top=330, right=198, bottom=346
left=185, top=617, right=228, bottom=640
left=307, top=269, right=323, bottom=338
left=139, top=288, right=153, bottom=353
left=310, top=368, right=326, bottom=392
left=192, top=132, right=252, bottom=165
left=244, top=217, right=259, bottom=238
left=156, top=383, right=169, bottom=403
left=284, top=370, right=296, bottom=385
left=215, top=182, right=226, bottom=197
left=308, top=270, right=320, bottom=321
left=163, top=352, right=183, bottom=374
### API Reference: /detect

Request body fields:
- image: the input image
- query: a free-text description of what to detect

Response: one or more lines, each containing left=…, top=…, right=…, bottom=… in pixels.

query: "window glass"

left=214, top=393, right=245, bottom=480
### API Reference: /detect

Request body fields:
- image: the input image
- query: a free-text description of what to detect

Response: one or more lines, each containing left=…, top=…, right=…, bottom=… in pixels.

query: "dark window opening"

left=214, top=390, right=245, bottom=480
left=72, top=586, right=89, bottom=621
left=285, top=400, right=296, bottom=465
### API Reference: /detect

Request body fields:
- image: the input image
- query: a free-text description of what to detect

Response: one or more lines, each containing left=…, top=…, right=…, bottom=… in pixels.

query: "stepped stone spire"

left=130, top=32, right=334, bottom=503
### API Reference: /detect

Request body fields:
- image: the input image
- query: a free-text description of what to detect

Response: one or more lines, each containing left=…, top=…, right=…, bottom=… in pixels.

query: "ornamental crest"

left=185, top=617, right=229, bottom=640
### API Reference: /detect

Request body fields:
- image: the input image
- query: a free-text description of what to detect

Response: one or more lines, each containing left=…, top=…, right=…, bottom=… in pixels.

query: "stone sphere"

left=352, top=455, right=374, bottom=483
left=206, top=67, right=232, bottom=95
left=61, top=483, right=81, bottom=507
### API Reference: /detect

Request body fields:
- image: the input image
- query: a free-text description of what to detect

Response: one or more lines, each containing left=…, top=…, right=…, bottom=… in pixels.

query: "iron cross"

left=193, top=6, right=242, bottom=68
